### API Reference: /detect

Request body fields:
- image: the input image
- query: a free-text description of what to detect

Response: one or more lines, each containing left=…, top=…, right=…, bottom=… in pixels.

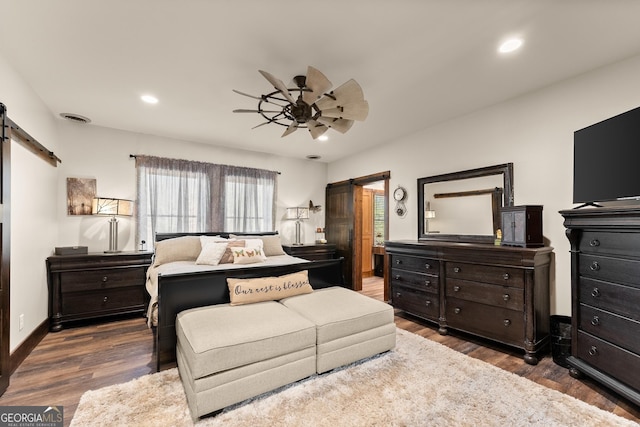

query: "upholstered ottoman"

left=176, top=301, right=317, bottom=419
left=280, top=286, right=396, bottom=373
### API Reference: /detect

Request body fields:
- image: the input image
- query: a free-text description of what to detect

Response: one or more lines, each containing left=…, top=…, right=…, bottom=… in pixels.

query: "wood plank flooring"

left=0, top=277, right=638, bottom=426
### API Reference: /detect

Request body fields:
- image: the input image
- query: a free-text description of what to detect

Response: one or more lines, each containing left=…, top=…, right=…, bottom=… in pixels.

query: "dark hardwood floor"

left=1, top=277, right=638, bottom=426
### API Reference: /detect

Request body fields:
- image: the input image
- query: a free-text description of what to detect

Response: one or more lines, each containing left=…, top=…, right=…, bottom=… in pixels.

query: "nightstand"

left=282, top=244, right=336, bottom=261
left=46, top=251, right=153, bottom=331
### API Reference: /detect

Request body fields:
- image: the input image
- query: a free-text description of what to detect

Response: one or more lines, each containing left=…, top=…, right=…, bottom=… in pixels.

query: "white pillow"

left=195, top=242, right=229, bottom=265
left=200, top=235, right=227, bottom=247
left=244, top=238, right=268, bottom=260
left=231, top=247, right=266, bottom=265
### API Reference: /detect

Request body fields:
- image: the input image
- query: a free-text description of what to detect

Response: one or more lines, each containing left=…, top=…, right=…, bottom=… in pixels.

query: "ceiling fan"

left=233, top=66, right=369, bottom=140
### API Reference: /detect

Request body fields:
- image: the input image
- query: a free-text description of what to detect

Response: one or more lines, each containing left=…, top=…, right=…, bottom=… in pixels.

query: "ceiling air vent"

left=306, top=155, right=321, bottom=160
left=59, top=113, right=91, bottom=124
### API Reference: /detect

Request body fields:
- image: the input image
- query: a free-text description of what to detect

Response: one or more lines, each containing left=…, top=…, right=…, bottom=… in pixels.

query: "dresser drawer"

left=579, top=277, right=640, bottom=322
left=391, top=286, right=439, bottom=321
left=579, top=231, right=640, bottom=257
left=391, top=269, right=438, bottom=294
left=446, top=279, right=523, bottom=311
left=62, top=287, right=145, bottom=316
left=577, top=331, right=640, bottom=392
left=446, top=298, right=523, bottom=346
left=446, top=262, right=523, bottom=288
left=579, top=254, right=640, bottom=287
left=60, top=267, right=147, bottom=293
left=579, top=304, right=640, bottom=354
left=391, top=255, right=439, bottom=274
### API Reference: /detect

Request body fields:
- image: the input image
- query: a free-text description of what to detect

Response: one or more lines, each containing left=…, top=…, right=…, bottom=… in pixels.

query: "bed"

left=148, top=231, right=345, bottom=371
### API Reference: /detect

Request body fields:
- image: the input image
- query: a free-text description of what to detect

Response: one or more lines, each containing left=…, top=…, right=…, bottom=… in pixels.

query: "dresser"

left=282, top=243, right=336, bottom=261
left=385, top=240, right=552, bottom=364
left=561, top=206, right=640, bottom=406
left=46, top=251, right=153, bottom=331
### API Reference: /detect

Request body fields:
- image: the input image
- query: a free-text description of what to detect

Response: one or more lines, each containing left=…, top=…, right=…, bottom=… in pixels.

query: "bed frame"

left=153, top=232, right=345, bottom=371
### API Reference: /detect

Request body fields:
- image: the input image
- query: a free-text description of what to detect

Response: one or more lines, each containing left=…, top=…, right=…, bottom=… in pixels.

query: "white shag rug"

left=71, top=329, right=637, bottom=427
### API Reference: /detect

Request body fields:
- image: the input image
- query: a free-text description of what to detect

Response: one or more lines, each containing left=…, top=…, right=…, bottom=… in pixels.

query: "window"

left=135, top=156, right=277, bottom=245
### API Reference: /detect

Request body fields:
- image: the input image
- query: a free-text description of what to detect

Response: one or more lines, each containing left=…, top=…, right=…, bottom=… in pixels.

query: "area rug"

left=71, top=329, right=636, bottom=427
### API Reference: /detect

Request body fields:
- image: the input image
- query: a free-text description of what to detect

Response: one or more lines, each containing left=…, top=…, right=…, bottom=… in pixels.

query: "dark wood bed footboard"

left=155, top=257, right=345, bottom=371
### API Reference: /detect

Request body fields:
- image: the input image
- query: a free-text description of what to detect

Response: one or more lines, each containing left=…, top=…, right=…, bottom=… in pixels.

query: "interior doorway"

left=325, top=171, right=389, bottom=297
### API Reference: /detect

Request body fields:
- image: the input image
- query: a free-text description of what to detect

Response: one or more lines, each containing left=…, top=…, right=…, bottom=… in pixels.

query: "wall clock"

left=394, top=186, right=407, bottom=217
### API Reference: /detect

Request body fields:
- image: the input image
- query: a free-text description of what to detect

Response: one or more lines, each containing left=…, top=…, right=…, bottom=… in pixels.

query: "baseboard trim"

left=10, top=319, right=49, bottom=375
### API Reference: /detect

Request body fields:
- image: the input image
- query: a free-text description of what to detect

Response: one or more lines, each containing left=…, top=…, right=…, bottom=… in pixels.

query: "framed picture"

left=67, top=177, right=96, bottom=215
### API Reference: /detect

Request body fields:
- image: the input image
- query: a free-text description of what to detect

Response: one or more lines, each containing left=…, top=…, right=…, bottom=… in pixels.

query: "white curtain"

left=135, top=156, right=277, bottom=245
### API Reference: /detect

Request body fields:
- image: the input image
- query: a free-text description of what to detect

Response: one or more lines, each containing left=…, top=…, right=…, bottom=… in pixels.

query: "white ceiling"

left=2, top=1, right=640, bottom=163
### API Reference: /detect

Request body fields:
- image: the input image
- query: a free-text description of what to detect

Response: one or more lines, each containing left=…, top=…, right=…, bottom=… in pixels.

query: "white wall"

left=0, top=54, right=60, bottom=352
left=328, top=53, right=640, bottom=315
left=56, top=122, right=328, bottom=252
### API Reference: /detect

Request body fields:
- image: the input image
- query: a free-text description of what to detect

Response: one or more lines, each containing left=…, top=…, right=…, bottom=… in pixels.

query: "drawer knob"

left=103, top=296, right=109, bottom=303
left=591, top=316, right=600, bottom=326
left=503, top=319, right=511, bottom=327
left=453, top=285, right=460, bottom=292
left=424, top=263, right=431, bottom=270
left=425, top=300, right=431, bottom=306
left=590, top=261, right=600, bottom=271
left=588, top=346, right=598, bottom=356
left=503, top=294, right=510, bottom=301
left=425, top=280, right=431, bottom=287
left=453, top=267, right=461, bottom=273
left=589, top=239, right=600, bottom=247
left=502, top=273, right=510, bottom=280
left=454, top=307, right=461, bottom=314
left=395, top=259, right=402, bottom=265
left=395, top=292, right=401, bottom=298
left=591, top=287, right=600, bottom=298
left=394, top=274, right=401, bottom=280
left=102, top=276, right=108, bottom=282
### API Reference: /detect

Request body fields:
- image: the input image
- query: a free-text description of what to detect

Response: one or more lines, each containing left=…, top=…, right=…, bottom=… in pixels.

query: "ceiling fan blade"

left=307, top=120, right=329, bottom=139
left=302, top=66, right=333, bottom=105
left=320, top=100, right=369, bottom=121
left=315, top=79, right=365, bottom=110
left=232, top=89, right=262, bottom=100
left=281, top=123, right=298, bottom=137
left=251, top=121, right=271, bottom=129
left=233, top=109, right=282, bottom=113
left=316, top=116, right=354, bottom=134
left=258, top=70, right=296, bottom=104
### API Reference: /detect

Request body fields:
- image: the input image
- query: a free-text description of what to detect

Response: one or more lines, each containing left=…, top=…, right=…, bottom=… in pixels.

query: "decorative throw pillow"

left=229, top=234, right=286, bottom=257
left=153, top=236, right=201, bottom=266
left=195, top=242, right=228, bottom=265
left=227, top=270, right=313, bottom=306
left=219, top=240, right=246, bottom=264
left=243, top=238, right=268, bottom=260
left=231, top=247, right=266, bottom=265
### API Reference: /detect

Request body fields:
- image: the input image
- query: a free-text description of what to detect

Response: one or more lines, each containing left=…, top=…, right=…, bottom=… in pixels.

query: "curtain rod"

left=129, top=154, right=281, bottom=174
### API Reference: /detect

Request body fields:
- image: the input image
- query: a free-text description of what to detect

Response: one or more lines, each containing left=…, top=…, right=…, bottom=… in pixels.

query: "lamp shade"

left=92, top=197, right=133, bottom=216
left=286, top=207, right=309, bottom=220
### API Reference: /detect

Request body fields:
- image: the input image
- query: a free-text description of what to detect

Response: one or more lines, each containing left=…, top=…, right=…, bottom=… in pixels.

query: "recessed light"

left=141, top=95, right=159, bottom=104
left=498, top=38, right=523, bottom=54
left=317, top=135, right=329, bottom=142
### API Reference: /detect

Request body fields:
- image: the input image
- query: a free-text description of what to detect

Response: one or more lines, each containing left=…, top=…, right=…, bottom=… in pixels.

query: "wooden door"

left=325, top=180, right=360, bottom=289
left=361, top=189, right=373, bottom=277
left=0, top=104, right=10, bottom=395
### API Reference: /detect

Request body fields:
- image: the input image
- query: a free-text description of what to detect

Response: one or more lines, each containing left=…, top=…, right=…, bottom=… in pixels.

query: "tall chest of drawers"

left=561, top=207, right=640, bottom=406
left=47, top=251, right=153, bottom=331
left=386, top=240, right=552, bottom=364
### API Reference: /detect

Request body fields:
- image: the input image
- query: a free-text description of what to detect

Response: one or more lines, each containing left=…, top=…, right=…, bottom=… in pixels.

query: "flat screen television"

left=573, top=105, right=640, bottom=205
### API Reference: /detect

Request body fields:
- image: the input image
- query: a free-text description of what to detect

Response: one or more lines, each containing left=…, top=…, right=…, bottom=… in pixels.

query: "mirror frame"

left=417, top=163, right=514, bottom=243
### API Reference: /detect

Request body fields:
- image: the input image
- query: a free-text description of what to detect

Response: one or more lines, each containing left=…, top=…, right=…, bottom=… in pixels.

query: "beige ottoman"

left=176, top=301, right=317, bottom=419
left=280, top=286, right=396, bottom=373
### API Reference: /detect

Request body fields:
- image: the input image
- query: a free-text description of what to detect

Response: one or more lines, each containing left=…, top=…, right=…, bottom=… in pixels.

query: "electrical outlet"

left=19, top=314, right=24, bottom=331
